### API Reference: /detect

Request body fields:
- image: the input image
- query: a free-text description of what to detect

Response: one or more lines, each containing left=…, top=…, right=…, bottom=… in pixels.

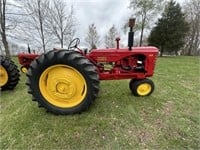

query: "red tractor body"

left=18, top=46, right=158, bottom=80
left=88, top=47, right=158, bottom=80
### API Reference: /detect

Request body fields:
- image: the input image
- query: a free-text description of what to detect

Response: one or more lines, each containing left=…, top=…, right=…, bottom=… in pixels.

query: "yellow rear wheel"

left=0, top=66, right=8, bottom=87
left=26, top=50, right=99, bottom=115
left=39, top=65, right=87, bottom=108
left=0, top=55, right=20, bottom=90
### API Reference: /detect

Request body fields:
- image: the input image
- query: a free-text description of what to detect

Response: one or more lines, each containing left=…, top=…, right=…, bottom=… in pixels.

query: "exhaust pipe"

left=128, top=18, right=135, bottom=51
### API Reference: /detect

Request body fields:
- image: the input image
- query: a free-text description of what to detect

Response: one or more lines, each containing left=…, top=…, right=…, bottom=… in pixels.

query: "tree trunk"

left=60, top=40, right=63, bottom=48
left=160, top=46, right=164, bottom=57
left=175, top=50, right=178, bottom=56
left=0, top=0, right=11, bottom=57
left=187, top=27, right=195, bottom=56
left=61, top=33, right=63, bottom=48
left=139, top=21, right=144, bottom=46
left=42, top=39, right=46, bottom=53
left=40, top=21, right=46, bottom=53
left=38, top=0, right=46, bottom=53
left=139, top=14, right=146, bottom=46
left=1, top=32, right=10, bottom=57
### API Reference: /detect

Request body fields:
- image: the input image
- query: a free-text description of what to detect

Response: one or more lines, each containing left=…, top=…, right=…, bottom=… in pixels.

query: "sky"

left=67, top=0, right=131, bottom=47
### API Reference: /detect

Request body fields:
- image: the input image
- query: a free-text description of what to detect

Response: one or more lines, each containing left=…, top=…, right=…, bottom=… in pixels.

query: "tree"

left=23, top=0, right=49, bottom=53
left=45, top=0, right=76, bottom=48
left=0, top=0, right=21, bottom=57
left=85, top=24, right=100, bottom=49
left=129, top=0, right=163, bottom=46
left=0, top=40, right=3, bottom=54
left=182, top=0, right=200, bottom=55
left=148, top=0, right=189, bottom=56
left=104, top=25, right=118, bottom=48
left=0, top=0, right=10, bottom=57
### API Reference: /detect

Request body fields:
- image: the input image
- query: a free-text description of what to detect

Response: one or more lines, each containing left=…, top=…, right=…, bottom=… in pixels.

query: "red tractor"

left=18, top=19, right=158, bottom=115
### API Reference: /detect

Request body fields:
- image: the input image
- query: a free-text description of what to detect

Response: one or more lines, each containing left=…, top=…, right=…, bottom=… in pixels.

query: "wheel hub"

left=48, top=78, right=76, bottom=99
left=56, top=82, right=68, bottom=94
left=137, top=83, right=151, bottom=96
left=21, top=66, right=28, bottom=74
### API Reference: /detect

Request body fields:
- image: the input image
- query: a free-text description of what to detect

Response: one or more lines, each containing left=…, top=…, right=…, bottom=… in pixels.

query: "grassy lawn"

left=0, top=56, right=199, bottom=149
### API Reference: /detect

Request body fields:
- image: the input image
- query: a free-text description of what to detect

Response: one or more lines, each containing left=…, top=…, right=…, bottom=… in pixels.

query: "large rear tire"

left=0, top=55, right=20, bottom=90
left=26, top=50, right=99, bottom=115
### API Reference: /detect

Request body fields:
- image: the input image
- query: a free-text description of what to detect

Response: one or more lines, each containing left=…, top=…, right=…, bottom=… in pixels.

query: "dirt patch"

left=162, top=101, right=174, bottom=117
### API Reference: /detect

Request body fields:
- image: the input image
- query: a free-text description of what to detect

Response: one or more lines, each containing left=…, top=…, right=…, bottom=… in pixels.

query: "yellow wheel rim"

left=0, top=66, right=8, bottom=87
left=137, top=83, right=152, bottom=96
left=21, top=66, right=28, bottom=74
left=39, top=65, right=87, bottom=108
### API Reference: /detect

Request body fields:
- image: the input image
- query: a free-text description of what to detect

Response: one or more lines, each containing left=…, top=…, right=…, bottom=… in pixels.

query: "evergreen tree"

left=148, top=0, right=189, bottom=56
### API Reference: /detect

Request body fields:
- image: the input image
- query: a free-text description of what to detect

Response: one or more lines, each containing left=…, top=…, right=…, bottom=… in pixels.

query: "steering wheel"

left=68, top=38, right=80, bottom=50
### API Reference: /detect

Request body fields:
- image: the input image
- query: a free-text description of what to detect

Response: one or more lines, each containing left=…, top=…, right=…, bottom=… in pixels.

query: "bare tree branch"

left=105, top=25, right=119, bottom=48
left=45, top=0, right=76, bottom=48
left=85, top=23, right=100, bottom=49
left=183, top=0, right=200, bottom=55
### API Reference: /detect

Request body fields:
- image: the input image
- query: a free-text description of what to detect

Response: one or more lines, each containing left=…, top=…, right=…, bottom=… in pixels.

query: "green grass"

left=0, top=56, right=200, bottom=149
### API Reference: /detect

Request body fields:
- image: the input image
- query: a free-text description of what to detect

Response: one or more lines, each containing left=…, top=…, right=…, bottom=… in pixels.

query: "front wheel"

left=26, top=50, right=99, bottom=115
left=129, top=79, right=155, bottom=96
left=20, top=66, right=28, bottom=74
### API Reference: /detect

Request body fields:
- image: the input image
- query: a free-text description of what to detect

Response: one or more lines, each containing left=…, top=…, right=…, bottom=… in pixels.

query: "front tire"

left=20, top=66, right=28, bottom=74
left=26, top=50, right=99, bottom=115
left=129, top=78, right=154, bottom=96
